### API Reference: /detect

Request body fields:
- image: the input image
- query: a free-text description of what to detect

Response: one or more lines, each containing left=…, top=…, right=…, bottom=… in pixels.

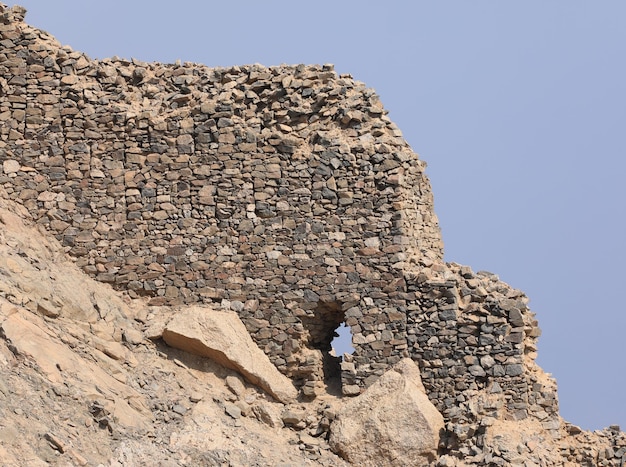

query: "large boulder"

left=162, top=306, right=298, bottom=403
left=329, top=358, right=444, bottom=466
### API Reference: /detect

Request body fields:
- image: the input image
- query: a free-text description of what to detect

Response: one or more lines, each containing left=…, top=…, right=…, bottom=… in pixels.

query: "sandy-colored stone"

left=163, top=306, right=298, bottom=403
left=329, top=358, right=444, bottom=466
left=2, top=159, right=20, bottom=174
left=0, top=299, right=152, bottom=431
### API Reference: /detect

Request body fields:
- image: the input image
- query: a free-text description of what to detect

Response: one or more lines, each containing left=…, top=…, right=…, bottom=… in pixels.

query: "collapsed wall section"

left=405, top=264, right=562, bottom=454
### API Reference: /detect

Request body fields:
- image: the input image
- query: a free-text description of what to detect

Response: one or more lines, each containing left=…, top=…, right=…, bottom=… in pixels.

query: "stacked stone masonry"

left=3, top=6, right=624, bottom=465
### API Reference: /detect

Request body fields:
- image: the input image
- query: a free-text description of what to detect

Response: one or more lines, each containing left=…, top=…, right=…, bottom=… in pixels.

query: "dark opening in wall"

left=300, top=300, right=346, bottom=385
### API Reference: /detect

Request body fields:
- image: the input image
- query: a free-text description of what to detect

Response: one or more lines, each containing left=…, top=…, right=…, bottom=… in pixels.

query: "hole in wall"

left=301, top=301, right=344, bottom=350
left=331, top=322, right=355, bottom=359
left=300, top=300, right=347, bottom=384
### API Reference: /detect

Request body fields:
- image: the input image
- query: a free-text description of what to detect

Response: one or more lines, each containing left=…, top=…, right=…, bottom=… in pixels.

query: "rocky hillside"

left=1, top=4, right=625, bottom=466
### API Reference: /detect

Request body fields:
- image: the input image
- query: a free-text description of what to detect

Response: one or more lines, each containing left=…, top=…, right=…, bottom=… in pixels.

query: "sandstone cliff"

left=0, top=4, right=624, bottom=466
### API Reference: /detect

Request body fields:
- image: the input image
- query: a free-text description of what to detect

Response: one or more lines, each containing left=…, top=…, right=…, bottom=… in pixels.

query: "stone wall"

left=406, top=265, right=561, bottom=454
left=0, top=3, right=561, bottom=443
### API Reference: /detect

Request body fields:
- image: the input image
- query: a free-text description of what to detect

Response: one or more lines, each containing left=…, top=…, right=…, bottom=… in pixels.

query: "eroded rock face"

left=329, top=358, right=444, bottom=466
left=0, top=299, right=153, bottom=431
left=163, top=306, right=298, bottom=403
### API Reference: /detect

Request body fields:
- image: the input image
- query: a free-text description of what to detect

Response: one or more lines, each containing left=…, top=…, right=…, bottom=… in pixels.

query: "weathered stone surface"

left=0, top=298, right=152, bottom=431
left=0, top=195, right=346, bottom=466
left=2, top=159, right=20, bottom=174
left=163, top=306, right=298, bottom=403
left=225, top=375, right=247, bottom=398
left=252, top=403, right=284, bottom=429
left=329, top=358, right=444, bottom=466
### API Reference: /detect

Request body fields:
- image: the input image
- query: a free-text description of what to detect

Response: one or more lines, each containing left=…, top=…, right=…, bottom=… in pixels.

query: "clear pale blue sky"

left=17, top=1, right=625, bottom=431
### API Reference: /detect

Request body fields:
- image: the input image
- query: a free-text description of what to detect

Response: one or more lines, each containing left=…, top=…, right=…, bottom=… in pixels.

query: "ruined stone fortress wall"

left=0, top=4, right=560, bottom=442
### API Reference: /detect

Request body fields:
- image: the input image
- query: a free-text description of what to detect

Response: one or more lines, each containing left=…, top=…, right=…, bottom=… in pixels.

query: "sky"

left=16, top=1, right=625, bottom=431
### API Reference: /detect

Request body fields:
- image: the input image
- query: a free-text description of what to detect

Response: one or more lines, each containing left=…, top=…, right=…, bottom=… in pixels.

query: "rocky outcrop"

left=0, top=4, right=565, bottom=441
left=0, top=298, right=153, bottom=432
left=330, top=358, right=444, bottom=466
left=163, top=306, right=298, bottom=403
